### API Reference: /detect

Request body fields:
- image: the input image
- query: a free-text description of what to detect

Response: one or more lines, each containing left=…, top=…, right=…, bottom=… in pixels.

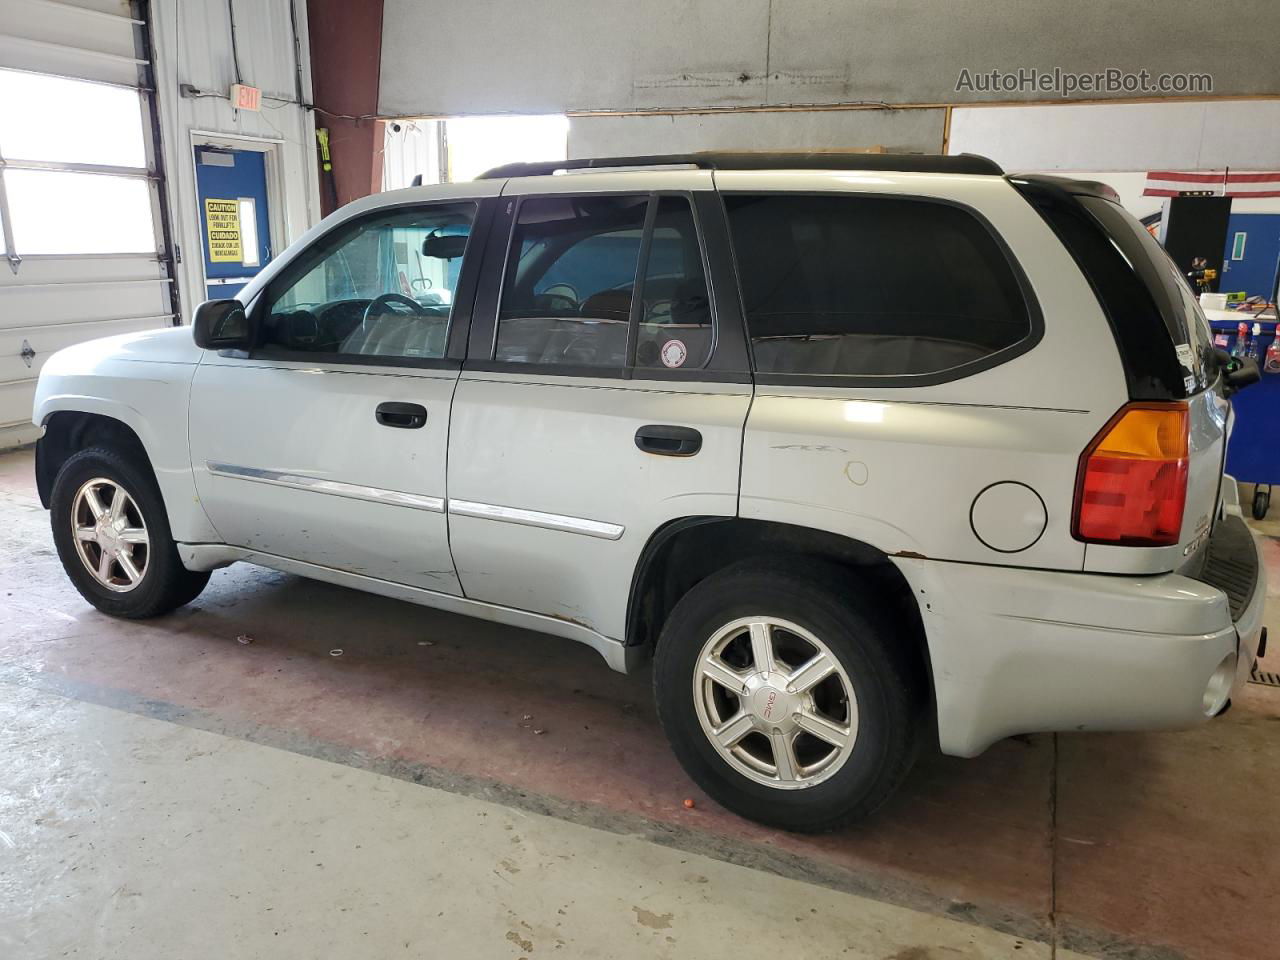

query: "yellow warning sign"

left=205, top=198, right=242, bottom=263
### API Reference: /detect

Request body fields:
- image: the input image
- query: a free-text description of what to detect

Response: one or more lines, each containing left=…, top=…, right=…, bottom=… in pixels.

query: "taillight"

left=1073, top=403, right=1189, bottom=546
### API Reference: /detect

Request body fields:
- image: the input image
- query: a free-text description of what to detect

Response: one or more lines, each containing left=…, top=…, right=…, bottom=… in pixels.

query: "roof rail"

left=477, top=152, right=1003, bottom=180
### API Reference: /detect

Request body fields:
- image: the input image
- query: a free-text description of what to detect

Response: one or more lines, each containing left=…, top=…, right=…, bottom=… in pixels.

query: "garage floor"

left=2, top=447, right=1277, bottom=960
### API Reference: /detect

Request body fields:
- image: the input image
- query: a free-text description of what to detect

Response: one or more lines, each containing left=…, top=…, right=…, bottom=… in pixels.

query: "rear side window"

left=495, top=195, right=647, bottom=367
left=724, top=194, right=1032, bottom=379
left=636, top=197, right=713, bottom=370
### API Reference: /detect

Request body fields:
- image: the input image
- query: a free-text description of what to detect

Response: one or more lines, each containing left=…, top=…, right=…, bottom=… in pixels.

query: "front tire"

left=50, top=447, right=210, bottom=618
left=653, top=560, right=923, bottom=832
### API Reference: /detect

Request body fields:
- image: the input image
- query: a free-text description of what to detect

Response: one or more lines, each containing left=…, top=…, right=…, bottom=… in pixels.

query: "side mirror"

left=193, top=299, right=253, bottom=350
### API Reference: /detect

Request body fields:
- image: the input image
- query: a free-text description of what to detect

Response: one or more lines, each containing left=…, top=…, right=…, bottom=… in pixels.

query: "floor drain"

left=1249, top=663, right=1280, bottom=687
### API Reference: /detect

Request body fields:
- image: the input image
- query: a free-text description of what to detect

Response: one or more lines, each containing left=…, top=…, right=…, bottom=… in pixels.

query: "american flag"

left=1143, top=170, right=1280, bottom=198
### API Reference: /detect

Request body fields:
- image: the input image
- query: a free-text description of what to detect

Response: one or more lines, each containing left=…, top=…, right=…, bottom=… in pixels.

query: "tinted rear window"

left=724, top=194, right=1033, bottom=378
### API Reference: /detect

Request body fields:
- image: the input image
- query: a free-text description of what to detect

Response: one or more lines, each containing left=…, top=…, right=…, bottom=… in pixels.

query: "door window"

left=495, top=195, right=648, bottom=367
left=493, top=194, right=713, bottom=371
left=635, top=197, right=713, bottom=370
left=261, top=202, right=476, bottom=361
left=725, top=194, right=1032, bottom=378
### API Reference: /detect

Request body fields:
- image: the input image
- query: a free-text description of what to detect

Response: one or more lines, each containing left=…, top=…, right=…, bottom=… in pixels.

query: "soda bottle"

left=1232, top=321, right=1249, bottom=357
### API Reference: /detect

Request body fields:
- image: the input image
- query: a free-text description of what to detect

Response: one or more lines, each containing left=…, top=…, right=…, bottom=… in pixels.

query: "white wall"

left=568, top=108, right=945, bottom=158
left=949, top=100, right=1280, bottom=174
left=149, top=0, right=320, bottom=320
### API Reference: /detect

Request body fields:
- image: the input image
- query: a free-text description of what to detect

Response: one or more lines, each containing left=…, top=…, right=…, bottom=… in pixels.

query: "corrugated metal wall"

left=377, top=0, right=1278, bottom=117
left=148, top=0, right=319, bottom=322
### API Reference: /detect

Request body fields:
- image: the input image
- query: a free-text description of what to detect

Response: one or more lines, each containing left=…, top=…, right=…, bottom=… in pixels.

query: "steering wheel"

left=362, top=292, right=424, bottom=326
left=537, top=292, right=579, bottom=313
left=542, top=282, right=579, bottom=302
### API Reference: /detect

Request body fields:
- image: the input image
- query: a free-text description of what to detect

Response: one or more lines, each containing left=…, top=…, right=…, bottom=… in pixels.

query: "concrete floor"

left=1, top=446, right=1277, bottom=960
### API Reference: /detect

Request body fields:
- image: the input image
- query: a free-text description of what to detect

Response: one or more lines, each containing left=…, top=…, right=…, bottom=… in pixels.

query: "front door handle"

left=635, top=424, right=702, bottom=457
left=376, top=401, right=427, bottom=429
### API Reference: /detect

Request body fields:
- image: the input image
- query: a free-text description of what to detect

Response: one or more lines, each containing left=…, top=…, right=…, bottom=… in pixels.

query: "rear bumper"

left=894, top=513, right=1266, bottom=758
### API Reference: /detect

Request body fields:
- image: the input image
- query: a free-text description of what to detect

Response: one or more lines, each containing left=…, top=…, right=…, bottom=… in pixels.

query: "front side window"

left=725, top=194, right=1032, bottom=378
left=495, top=195, right=648, bottom=367
left=261, top=202, right=475, bottom=360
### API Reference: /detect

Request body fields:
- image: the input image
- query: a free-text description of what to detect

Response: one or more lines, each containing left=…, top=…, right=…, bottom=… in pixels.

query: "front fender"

left=33, top=339, right=219, bottom=544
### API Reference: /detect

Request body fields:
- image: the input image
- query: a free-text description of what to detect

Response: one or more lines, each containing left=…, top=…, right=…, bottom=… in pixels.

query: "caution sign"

left=205, top=199, right=242, bottom=263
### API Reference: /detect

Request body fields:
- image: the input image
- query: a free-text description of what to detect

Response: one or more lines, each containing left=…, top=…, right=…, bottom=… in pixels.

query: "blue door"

left=194, top=146, right=272, bottom=301
left=1220, top=213, right=1280, bottom=300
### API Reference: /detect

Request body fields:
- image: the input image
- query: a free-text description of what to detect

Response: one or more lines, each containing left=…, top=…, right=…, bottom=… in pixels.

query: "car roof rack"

left=477, top=152, right=1003, bottom=180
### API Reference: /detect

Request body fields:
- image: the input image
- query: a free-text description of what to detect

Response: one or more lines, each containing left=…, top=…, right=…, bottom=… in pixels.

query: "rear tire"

left=50, top=447, right=210, bottom=618
left=653, top=560, right=923, bottom=833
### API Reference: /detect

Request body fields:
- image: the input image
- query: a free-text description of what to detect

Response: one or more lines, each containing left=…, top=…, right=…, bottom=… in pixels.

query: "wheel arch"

left=36, top=411, right=155, bottom=509
left=34, top=390, right=219, bottom=545
left=625, top=517, right=934, bottom=708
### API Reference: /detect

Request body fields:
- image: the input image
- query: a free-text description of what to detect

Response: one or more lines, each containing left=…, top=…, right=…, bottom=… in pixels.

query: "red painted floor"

left=3, top=448, right=1278, bottom=959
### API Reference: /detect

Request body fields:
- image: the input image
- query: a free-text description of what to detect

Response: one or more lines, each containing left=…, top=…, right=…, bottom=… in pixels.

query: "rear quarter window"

left=1013, top=176, right=1211, bottom=400
left=1079, top=197, right=1213, bottom=394
left=724, top=194, right=1035, bottom=381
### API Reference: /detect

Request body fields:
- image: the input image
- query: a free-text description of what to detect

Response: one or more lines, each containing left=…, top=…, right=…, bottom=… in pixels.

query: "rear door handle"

left=635, top=424, right=702, bottom=457
left=376, top=401, right=427, bottom=429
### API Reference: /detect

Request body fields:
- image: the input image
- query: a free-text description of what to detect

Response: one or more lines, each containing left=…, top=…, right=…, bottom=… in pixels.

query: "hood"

left=42, top=325, right=203, bottom=375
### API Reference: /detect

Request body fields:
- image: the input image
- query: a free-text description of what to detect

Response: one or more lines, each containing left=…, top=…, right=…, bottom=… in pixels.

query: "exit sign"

left=230, top=83, right=261, bottom=111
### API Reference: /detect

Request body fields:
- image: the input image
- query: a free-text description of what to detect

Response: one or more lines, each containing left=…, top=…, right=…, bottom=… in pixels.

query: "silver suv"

left=32, top=153, right=1266, bottom=832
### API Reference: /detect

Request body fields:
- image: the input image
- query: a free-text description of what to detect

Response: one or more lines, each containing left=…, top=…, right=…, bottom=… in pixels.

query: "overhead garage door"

left=0, top=0, right=175, bottom=449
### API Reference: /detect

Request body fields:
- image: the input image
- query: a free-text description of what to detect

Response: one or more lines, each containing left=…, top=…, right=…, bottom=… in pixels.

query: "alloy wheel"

left=70, top=477, right=150, bottom=593
left=693, top=616, right=857, bottom=790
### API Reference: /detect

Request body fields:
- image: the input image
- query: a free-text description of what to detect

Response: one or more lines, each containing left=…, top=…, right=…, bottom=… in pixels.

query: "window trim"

left=469, top=189, right=730, bottom=381
left=720, top=190, right=1045, bottom=389
left=243, top=196, right=494, bottom=370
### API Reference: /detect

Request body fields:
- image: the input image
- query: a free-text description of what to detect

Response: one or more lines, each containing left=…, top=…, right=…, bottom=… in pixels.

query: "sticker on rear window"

left=660, top=339, right=688, bottom=368
left=1175, top=343, right=1195, bottom=370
